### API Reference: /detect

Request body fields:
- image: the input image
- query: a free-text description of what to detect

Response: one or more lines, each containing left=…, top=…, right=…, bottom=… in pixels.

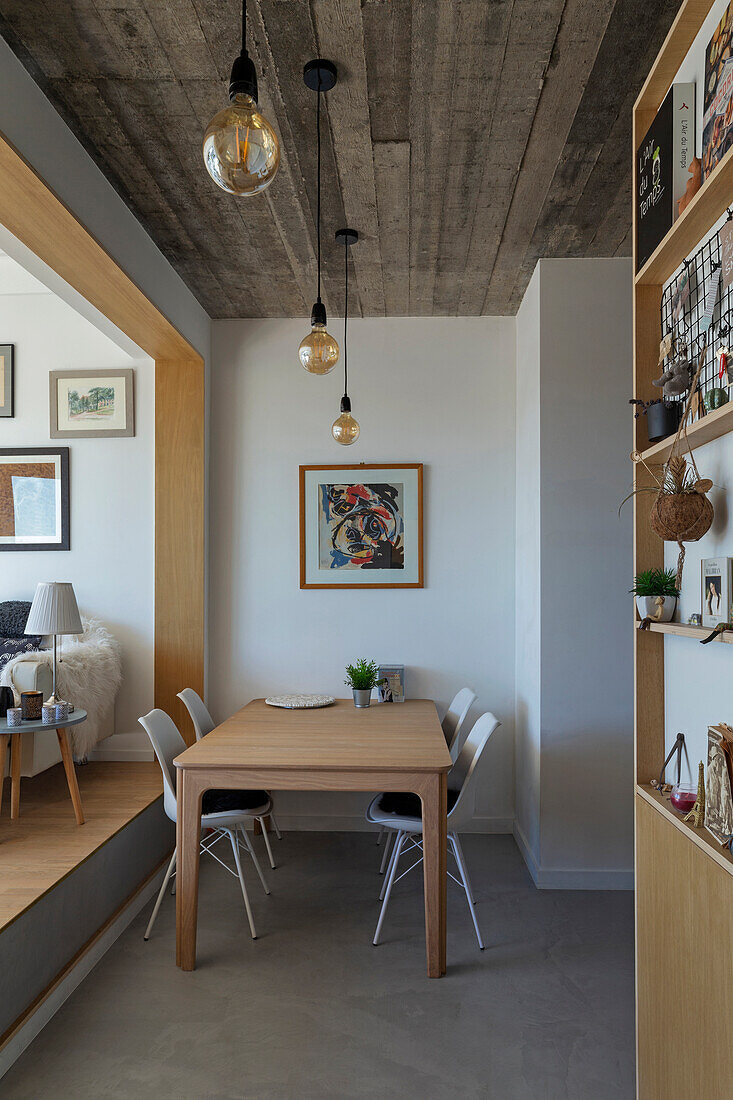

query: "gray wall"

left=515, top=259, right=634, bottom=888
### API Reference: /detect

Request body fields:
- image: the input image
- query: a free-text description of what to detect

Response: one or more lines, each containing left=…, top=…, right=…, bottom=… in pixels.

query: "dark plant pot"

left=0, top=685, right=14, bottom=718
left=646, top=401, right=681, bottom=444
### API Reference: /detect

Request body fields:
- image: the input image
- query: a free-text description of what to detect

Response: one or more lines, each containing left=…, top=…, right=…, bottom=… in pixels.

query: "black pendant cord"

left=343, top=237, right=348, bottom=398
left=241, top=0, right=247, bottom=54
left=316, top=76, right=322, bottom=305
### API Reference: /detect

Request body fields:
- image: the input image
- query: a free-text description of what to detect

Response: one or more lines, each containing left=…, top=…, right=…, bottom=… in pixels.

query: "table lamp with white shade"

left=25, top=582, right=83, bottom=705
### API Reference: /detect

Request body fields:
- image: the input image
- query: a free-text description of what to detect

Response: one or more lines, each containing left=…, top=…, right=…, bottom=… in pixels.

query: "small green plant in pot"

left=630, top=567, right=679, bottom=622
left=345, top=659, right=384, bottom=709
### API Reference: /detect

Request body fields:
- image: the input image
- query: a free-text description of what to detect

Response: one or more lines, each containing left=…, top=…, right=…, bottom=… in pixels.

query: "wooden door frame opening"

left=0, top=131, right=205, bottom=743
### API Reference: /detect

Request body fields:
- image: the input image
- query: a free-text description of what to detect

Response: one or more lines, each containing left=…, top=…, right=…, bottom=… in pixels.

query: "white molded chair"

left=177, top=687, right=282, bottom=865
left=367, top=710, right=500, bottom=950
left=139, top=708, right=273, bottom=941
left=377, top=687, right=477, bottom=871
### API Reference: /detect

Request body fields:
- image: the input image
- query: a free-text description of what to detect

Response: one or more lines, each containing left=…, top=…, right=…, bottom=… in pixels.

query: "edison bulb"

left=332, top=410, right=360, bottom=445
left=203, top=93, right=280, bottom=196
left=299, top=323, right=339, bottom=374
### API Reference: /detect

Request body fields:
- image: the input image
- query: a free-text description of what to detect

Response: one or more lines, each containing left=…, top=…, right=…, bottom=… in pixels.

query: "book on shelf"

left=701, top=556, right=733, bottom=628
left=636, top=83, right=695, bottom=271
left=703, top=3, right=733, bottom=181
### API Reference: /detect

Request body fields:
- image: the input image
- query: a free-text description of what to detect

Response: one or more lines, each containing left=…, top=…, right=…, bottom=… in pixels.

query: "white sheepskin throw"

left=0, top=617, right=122, bottom=759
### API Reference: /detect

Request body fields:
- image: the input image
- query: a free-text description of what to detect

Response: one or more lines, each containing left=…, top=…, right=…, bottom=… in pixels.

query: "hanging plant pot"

left=649, top=489, right=714, bottom=543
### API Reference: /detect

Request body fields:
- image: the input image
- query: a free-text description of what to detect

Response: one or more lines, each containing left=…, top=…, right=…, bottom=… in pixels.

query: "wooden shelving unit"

left=633, top=3, right=733, bottom=1095
left=638, top=620, right=733, bottom=642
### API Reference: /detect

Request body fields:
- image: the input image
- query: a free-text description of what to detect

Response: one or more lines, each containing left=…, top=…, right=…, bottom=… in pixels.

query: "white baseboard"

left=0, top=865, right=164, bottom=1080
left=87, top=747, right=154, bottom=762
left=513, top=822, right=633, bottom=890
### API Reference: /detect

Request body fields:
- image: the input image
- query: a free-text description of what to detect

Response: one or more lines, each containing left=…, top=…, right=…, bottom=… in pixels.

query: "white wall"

left=0, top=256, right=154, bottom=755
left=515, top=259, right=634, bottom=888
left=210, top=317, right=516, bottom=830
left=515, top=267, right=542, bottom=863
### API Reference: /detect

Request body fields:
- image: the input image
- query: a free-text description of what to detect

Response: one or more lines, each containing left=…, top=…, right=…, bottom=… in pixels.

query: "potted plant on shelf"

left=629, top=397, right=682, bottom=444
left=344, top=659, right=384, bottom=709
left=630, top=567, right=679, bottom=622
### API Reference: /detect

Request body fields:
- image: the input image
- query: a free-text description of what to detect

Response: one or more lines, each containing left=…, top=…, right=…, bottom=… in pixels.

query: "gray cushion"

left=201, top=789, right=269, bottom=814
left=377, top=789, right=459, bottom=817
left=0, top=636, right=42, bottom=672
left=0, top=601, right=34, bottom=638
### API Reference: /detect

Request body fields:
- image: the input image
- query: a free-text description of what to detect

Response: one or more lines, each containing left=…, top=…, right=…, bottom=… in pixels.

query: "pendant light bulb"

left=203, top=0, right=280, bottom=196
left=299, top=60, right=339, bottom=373
left=333, top=227, right=359, bottom=445
left=332, top=395, right=360, bottom=445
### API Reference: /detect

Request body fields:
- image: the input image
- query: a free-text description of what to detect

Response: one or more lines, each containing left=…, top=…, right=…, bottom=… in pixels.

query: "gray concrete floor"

left=2, top=833, right=634, bottom=1099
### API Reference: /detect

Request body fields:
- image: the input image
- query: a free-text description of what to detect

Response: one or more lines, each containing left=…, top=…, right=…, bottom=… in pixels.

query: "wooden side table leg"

left=421, top=770, right=447, bottom=978
left=56, top=728, right=85, bottom=825
left=10, top=732, right=22, bottom=820
left=0, top=735, right=7, bottom=816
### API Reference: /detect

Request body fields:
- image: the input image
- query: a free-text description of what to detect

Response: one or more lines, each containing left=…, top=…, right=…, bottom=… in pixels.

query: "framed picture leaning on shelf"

left=701, top=556, right=732, bottom=627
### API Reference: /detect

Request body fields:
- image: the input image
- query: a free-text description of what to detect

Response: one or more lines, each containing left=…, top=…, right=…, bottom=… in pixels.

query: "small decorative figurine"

left=677, top=157, right=702, bottom=215
left=683, top=761, right=706, bottom=827
left=653, top=357, right=690, bottom=397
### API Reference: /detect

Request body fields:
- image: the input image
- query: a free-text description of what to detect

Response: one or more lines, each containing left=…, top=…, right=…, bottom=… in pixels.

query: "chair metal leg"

left=376, top=826, right=385, bottom=846
left=258, top=816, right=276, bottom=869
left=240, top=825, right=270, bottom=895
left=228, top=829, right=257, bottom=939
left=379, top=829, right=394, bottom=875
left=373, top=832, right=406, bottom=945
left=269, top=812, right=282, bottom=840
left=449, top=834, right=483, bottom=949
left=452, top=834, right=476, bottom=905
left=379, top=830, right=403, bottom=901
left=144, top=850, right=177, bottom=940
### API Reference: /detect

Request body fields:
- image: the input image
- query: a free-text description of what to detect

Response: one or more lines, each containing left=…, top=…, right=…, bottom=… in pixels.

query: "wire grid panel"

left=661, top=211, right=733, bottom=414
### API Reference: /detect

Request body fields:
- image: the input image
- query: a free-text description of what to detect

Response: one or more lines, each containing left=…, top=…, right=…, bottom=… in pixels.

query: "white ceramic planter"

left=352, top=688, right=372, bottom=708
left=635, top=594, right=677, bottom=622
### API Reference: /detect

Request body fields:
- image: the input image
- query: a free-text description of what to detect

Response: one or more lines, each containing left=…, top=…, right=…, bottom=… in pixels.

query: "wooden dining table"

left=173, top=697, right=452, bottom=977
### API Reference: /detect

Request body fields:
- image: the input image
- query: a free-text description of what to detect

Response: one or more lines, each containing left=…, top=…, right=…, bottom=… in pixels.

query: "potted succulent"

left=630, top=567, right=679, bottom=622
left=344, top=658, right=384, bottom=709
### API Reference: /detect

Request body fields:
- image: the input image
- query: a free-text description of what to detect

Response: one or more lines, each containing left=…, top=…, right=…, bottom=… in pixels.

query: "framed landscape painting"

left=0, top=447, right=70, bottom=551
left=0, top=345, right=13, bottom=417
left=49, top=368, right=134, bottom=438
left=299, top=463, right=423, bottom=589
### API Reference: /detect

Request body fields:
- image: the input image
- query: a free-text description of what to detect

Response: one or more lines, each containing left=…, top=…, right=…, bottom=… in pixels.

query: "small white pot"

left=635, top=594, right=677, bottom=622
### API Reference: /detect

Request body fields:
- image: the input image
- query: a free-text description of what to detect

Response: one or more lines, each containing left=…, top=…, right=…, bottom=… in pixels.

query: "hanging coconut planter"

left=629, top=333, right=716, bottom=593
left=645, top=337, right=715, bottom=591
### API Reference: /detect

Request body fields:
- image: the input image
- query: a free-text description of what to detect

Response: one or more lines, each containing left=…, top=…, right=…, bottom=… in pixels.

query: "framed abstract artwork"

left=299, top=463, right=423, bottom=589
left=0, top=447, right=70, bottom=551
left=49, top=368, right=134, bottom=438
left=0, top=345, right=14, bottom=417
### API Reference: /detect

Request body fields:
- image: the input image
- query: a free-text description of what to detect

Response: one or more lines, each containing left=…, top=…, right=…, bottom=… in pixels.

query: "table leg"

left=10, top=732, right=22, bottom=820
left=0, top=735, right=7, bottom=816
left=421, top=770, right=447, bottom=978
left=176, top=769, right=202, bottom=970
left=56, top=728, right=85, bottom=825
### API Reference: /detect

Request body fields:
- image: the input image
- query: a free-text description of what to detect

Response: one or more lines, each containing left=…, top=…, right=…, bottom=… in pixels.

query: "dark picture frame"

left=0, top=345, right=14, bottom=418
left=0, top=447, right=70, bottom=551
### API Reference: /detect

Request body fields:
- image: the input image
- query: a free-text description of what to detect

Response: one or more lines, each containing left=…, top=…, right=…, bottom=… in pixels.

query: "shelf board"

left=638, top=620, right=733, bottom=644
left=635, top=0, right=716, bottom=116
left=636, top=147, right=733, bottom=287
left=636, top=784, right=733, bottom=876
left=639, top=399, right=733, bottom=463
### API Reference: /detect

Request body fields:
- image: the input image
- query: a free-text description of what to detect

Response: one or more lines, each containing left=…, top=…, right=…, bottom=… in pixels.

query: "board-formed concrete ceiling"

left=0, top=0, right=679, bottom=318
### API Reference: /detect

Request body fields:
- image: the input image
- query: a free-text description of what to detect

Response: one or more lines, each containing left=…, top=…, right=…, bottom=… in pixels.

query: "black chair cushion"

left=202, top=789, right=269, bottom=814
left=377, top=789, right=459, bottom=817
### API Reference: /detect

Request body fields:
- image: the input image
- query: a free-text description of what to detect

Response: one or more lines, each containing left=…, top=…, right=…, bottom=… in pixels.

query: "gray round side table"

left=0, top=709, right=88, bottom=824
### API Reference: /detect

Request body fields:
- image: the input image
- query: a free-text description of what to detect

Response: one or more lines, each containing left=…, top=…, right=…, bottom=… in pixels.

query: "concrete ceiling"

left=0, top=0, right=679, bottom=319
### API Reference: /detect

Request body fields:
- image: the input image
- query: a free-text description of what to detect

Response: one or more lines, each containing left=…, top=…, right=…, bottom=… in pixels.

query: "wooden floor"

left=0, top=762, right=162, bottom=932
